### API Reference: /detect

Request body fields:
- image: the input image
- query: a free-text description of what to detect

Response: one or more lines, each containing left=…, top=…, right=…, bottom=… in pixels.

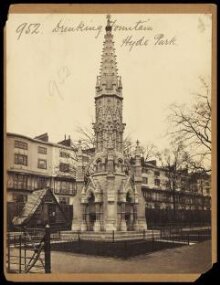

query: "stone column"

left=72, top=141, right=85, bottom=231
left=120, top=203, right=127, bottom=231
left=105, top=173, right=117, bottom=232
left=93, top=203, right=101, bottom=232
left=127, top=205, right=133, bottom=231
left=134, top=140, right=147, bottom=231
left=71, top=182, right=84, bottom=231
left=133, top=204, right=139, bottom=230
left=80, top=203, right=87, bottom=232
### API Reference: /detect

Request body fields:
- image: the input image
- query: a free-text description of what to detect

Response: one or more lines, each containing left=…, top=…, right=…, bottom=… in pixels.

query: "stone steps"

left=60, top=230, right=161, bottom=241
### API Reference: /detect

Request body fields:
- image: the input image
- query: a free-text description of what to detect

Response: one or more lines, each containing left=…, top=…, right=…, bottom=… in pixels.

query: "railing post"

left=44, top=224, right=51, bottom=273
left=124, top=241, right=128, bottom=258
left=143, top=229, right=145, bottom=240
left=112, top=230, right=115, bottom=243
left=24, top=231, right=27, bottom=272
left=7, top=233, right=10, bottom=273
left=19, top=234, right=22, bottom=273
left=151, top=230, right=155, bottom=251
left=187, top=233, right=190, bottom=245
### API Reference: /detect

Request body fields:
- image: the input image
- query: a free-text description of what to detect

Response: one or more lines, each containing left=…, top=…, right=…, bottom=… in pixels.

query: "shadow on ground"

left=51, top=239, right=184, bottom=259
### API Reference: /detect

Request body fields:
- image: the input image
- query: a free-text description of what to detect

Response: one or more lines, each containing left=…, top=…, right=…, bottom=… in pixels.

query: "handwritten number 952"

left=16, top=23, right=41, bottom=40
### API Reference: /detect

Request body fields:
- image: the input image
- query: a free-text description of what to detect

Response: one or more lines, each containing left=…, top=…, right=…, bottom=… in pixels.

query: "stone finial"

left=135, top=139, right=141, bottom=157
left=105, top=14, right=112, bottom=32
left=107, top=14, right=111, bottom=25
left=78, top=140, right=83, bottom=155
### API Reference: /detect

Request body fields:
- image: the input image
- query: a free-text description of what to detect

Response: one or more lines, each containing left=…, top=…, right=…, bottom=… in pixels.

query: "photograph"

left=4, top=4, right=216, bottom=282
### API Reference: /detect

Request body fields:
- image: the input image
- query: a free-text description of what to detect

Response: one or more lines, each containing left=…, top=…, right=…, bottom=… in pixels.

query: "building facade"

left=141, top=160, right=211, bottom=228
left=6, top=132, right=77, bottom=205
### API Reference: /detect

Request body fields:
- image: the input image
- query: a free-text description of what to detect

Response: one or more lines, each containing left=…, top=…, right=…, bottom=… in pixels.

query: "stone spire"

left=135, top=140, right=141, bottom=157
left=134, top=139, right=142, bottom=179
left=96, top=14, right=122, bottom=96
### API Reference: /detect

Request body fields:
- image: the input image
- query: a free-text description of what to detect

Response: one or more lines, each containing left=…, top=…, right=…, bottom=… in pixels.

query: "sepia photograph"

left=4, top=4, right=216, bottom=282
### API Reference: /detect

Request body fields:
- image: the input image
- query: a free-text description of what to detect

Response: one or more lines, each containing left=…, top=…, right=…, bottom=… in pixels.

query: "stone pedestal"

left=120, top=220, right=127, bottom=231
left=105, top=220, right=117, bottom=232
left=71, top=220, right=81, bottom=231
left=93, top=221, right=101, bottom=232
left=133, top=221, right=139, bottom=231
left=133, top=220, right=147, bottom=231
left=137, top=219, right=148, bottom=230
left=80, top=221, right=87, bottom=232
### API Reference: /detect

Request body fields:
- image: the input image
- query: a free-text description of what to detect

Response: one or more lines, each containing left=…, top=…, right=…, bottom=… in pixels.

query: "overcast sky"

left=6, top=13, right=211, bottom=150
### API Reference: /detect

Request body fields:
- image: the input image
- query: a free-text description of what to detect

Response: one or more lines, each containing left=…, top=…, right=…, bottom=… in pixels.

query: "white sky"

left=6, top=13, right=212, bottom=150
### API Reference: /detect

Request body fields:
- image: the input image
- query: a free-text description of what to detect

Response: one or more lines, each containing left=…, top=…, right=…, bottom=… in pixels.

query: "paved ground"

left=51, top=240, right=211, bottom=274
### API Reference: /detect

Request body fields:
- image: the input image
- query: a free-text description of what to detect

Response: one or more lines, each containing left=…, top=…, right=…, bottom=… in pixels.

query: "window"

left=60, top=151, right=70, bottom=158
left=142, top=177, right=148, bottom=184
left=14, top=140, right=28, bottom=150
left=48, top=204, right=56, bottom=224
left=14, top=154, right=28, bottom=166
left=38, top=159, right=47, bottom=169
left=38, top=146, right=47, bottom=154
left=54, top=180, right=76, bottom=195
left=59, top=197, right=70, bottom=205
left=154, top=178, right=160, bottom=186
left=154, top=171, right=160, bottom=176
left=59, top=163, right=70, bottom=173
left=37, top=177, right=48, bottom=189
left=12, top=193, right=27, bottom=202
left=13, top=174, right=28, bottom=189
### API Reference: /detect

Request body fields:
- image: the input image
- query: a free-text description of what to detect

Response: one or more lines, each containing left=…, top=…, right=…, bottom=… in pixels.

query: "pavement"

left=51, top=240, right=212, bottom=274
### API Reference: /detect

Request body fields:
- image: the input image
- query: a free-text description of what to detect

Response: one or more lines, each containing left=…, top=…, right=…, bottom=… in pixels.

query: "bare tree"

left=123, top=135, right=158, bottom=162
left=168, top=77, right=211, bottom=172
left=142, top=143, right=159, bottom=161
left=157, top=141, right=189, bottom=220
left=123, top=134, right=134, bottom=158
left=75, top=126, right=96, bottom=149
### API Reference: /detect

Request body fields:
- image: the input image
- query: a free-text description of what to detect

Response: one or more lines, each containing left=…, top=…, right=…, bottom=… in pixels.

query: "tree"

left=123, top=135, right=158, bottom=162
left=167, top=77, right=211, bottom=172
left=142, top=143, right=159, bottom=161
left=75, top=126, right=96, bottom=149
left=157, top=141, right=189, bottom=221
left=76, top=126, right=158, bottom=163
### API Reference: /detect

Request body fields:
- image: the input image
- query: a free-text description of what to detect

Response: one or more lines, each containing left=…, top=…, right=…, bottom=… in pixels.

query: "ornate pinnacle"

left=96, top=14, right=122, bottom=95
left=135, top=139, right=141, bottom=157
left=106, top=14, right=112, bottom=32
left=78, top=140, right=83, bottom=156
left=107, top=14, right=111, bottom=23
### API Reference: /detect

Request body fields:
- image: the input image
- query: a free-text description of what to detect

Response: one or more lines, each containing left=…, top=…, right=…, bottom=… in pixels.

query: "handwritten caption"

left=15, top=19, right=177, bottom=51
left=49, top=66, right=71, bottom=100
